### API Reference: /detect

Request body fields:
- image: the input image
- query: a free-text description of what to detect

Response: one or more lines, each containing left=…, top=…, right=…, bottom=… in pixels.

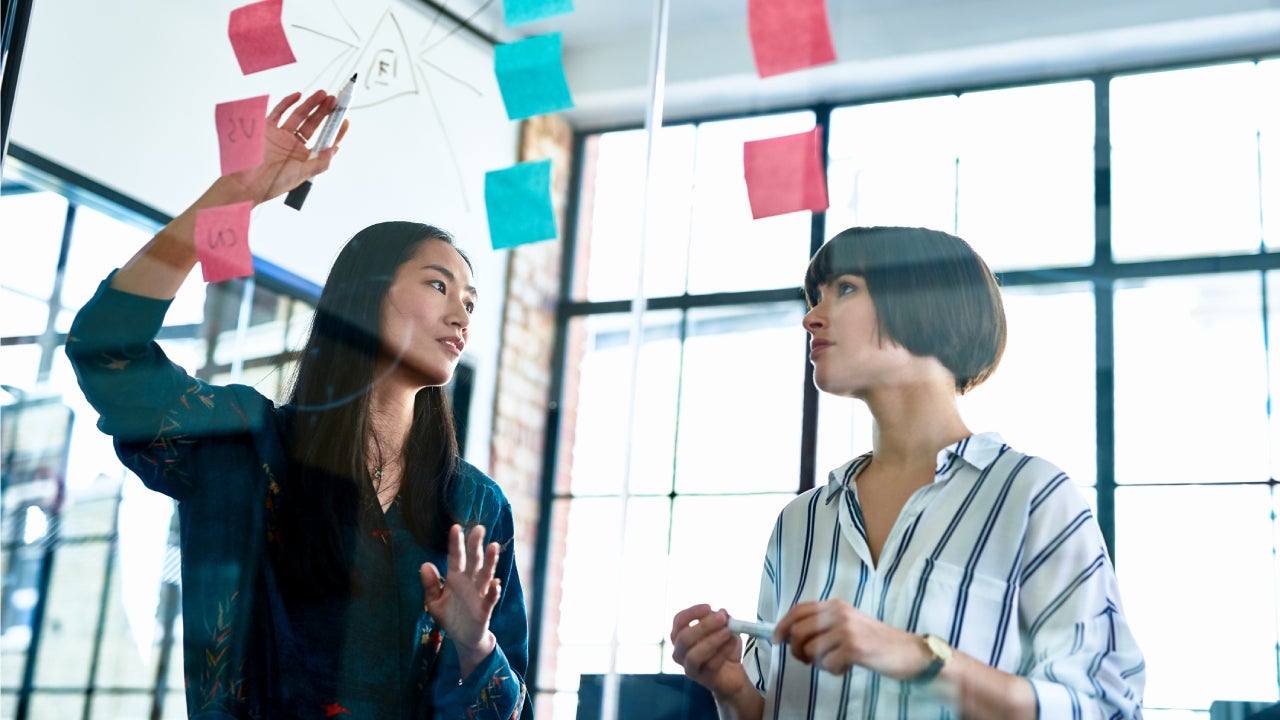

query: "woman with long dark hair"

left=67, top=90, right=529, bottom=718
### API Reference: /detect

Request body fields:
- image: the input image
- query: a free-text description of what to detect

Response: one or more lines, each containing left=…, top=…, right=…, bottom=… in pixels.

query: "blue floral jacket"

left=67, top=275, right=531, bottom=719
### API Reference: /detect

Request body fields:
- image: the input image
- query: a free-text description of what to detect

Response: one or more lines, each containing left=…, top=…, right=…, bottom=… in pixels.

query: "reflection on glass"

left=32, top=543, right=106, bottom=686
left=0, top=191, right=67, bottom=304
left=208, top=282, right=314, bottom=401
left=829, top=83, right=1094, bottom=273
left=960, top=283, right=1096, bottom=486
left=816, top=392, right=872, bottom=484
left=57, top=205, right=199, bottom=331
left=1262, top=60, right=1280, bottom=253
left=91, top=694, right=185, bottom=720
left=30, top=346, right=191, bottom=707
left=1269, top=271, right=1279, bottom=481
left=667, top=494, right=795, bottom=628
left=1115, top=485, right=1279, bottom=710
left=539, top=491, right=795, bottom=718
left=686, top=112, right=816, bottom=294
left=561, top=311, right=683, bottom=497
left=48, top=351, right=141, bottom=505
left=1, top=287, right=50, bottom=339
left=577, top=126, right=697, bottom=301
left=674, top=303, right=807, bottom=494
left=953, top=81, right=1094, bottom=271
left=95, top=486, right=180, bottom=692
left=828, top=95, right=959, bottom=239
left=1114, top=273, right=1269, bottom=485
left=1111, top=61, right=1268, bottom=261
left=542, top=496, right=672, bottom=692
left=25, top=694, right=84, bottom=718
left=543, top=693, right=577, bottom=720
left=816, top=284, right=1096, bottom=487
left=0, top=342, right=42, bottom=390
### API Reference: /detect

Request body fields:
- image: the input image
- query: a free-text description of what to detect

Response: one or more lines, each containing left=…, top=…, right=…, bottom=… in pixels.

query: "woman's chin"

left=382, top=356, right=454, bottom=390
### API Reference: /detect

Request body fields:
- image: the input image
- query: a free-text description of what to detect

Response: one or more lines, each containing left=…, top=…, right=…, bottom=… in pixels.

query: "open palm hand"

left=420, top=524, right=501, bottom=670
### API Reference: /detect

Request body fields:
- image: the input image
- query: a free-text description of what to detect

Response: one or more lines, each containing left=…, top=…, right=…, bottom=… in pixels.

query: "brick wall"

left=488, top=115, right=574, bottom=690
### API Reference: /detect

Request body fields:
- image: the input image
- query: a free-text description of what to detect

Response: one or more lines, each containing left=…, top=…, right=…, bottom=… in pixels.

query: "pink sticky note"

left=215, top=95, right=269, bottom=176
left=747, top=0, right=837, bottom=78
left=194, top=202, right=255, bottom=283
left=743, top=127, right=829, bottom=219
left=228, top=0, right=296, bottom=75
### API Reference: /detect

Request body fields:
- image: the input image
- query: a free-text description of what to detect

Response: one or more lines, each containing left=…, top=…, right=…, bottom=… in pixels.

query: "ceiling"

left=448, top=0, right=1280, bottom=129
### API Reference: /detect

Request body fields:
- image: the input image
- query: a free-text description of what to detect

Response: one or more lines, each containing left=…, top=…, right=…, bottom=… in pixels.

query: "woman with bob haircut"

left=66, top=90, right=530, bottom=718
left=672, top=226, right=1144, bottom=718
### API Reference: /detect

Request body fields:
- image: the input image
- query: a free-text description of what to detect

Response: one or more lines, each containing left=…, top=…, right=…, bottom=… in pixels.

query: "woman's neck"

left=366, top=376, right=416, bottom=459
left=864, top=376, right=971, bottom=469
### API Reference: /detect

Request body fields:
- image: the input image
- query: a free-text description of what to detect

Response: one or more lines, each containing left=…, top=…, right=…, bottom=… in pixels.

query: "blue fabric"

left=66, top=275, right=530, bottom=719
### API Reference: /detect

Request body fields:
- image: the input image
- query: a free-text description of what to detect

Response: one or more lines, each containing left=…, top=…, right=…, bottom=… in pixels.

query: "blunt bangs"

left=804, top=226, right=1007, bottom=393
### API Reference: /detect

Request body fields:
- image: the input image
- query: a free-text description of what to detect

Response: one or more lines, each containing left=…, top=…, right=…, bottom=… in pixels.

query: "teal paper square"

left=485, top=159, right=557, bottom=250
left=503, top=0, right=574, bottom=27
left=494, top=33, right=574, bottom=120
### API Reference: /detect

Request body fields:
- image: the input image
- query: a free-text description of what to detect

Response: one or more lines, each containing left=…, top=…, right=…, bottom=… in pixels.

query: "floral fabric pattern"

left=67, top=275, right=531, bottom=719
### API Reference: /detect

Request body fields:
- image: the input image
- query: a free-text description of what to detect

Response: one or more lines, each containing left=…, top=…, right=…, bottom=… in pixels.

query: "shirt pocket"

left=896, top=556, right=1013, bottom=658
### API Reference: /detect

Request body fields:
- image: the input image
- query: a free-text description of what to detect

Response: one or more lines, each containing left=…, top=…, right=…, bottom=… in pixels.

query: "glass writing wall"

left=0, top=180, right=316, bottom=719
left=538, top=59, right=1280, bottom=719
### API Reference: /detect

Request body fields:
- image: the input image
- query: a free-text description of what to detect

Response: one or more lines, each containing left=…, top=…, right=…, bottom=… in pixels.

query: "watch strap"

left=911, top=634, right=951, bottom=683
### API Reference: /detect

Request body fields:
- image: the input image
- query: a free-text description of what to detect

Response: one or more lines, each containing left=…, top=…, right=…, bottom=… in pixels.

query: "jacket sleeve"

left=65, top=274, right=265, bottom=499
left=432, top=485, right=531, bottom=718
left=1019, top=472, right=1146, bottom=718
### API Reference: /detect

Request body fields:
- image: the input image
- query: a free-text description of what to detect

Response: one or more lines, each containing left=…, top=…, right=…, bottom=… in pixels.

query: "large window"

left=536, top=58, right=1280, bottom=718
left=0, top=171, right=319, bottom=719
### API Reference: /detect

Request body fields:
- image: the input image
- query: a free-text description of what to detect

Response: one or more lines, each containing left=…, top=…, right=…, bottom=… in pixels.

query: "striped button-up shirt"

left=744, top=432, right=1145, bottom=719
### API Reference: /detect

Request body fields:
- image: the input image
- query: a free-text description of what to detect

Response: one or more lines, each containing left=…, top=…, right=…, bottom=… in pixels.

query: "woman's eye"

left=464, top=302, right=475, bottom=315
left=428, top=280, right=446, bottom=293
left=838, top=282, right=856, bottom=295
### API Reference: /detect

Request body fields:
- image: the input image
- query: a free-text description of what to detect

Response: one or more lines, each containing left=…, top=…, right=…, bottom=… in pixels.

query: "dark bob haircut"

left=803, top=226, right=1007, bottom=394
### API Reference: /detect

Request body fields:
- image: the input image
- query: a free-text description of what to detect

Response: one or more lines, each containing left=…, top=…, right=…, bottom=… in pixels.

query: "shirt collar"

left=822, top=431, right=1007, bottom=503
left=933, top=431, right=1006, bottom=476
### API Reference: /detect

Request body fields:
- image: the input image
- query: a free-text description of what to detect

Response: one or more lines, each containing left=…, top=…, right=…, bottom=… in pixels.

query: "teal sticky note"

left=485, top=160, right=557, bottom=250
left=503, top=0, right=574, bottom=27
left=494, top=33, right=574, bottom=120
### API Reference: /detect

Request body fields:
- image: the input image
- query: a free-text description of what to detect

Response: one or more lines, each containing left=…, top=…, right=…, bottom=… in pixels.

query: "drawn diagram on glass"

left=290, top=0, right=497, bottom=207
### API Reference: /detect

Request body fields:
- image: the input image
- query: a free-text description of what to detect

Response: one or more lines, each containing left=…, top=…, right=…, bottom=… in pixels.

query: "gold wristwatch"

left=913, top=634, right=953, bottom=682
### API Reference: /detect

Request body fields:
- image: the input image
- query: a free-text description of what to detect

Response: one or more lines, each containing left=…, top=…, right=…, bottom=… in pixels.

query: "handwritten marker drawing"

left=290, top=0, right=498, bottom=207
left=215, top=95, right=271, bottom=176
left=194, top=202, right=255, bottom=283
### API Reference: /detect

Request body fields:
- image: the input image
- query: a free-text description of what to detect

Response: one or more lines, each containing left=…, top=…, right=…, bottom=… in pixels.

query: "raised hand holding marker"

left=284, top=73, right=356, bottom=210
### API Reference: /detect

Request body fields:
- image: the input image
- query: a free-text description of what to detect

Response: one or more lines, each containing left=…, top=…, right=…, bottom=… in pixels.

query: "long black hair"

left=277, top=221, right=469, bottom=595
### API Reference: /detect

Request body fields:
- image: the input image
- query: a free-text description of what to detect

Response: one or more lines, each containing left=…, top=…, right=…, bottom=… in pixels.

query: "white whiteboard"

left=11, top=0, right=519, bottom=286
left=10, top=0, right=523, bottom=470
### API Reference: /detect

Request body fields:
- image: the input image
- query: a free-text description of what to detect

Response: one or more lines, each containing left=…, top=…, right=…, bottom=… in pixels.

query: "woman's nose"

left=803, top=307, right=824, bottom=331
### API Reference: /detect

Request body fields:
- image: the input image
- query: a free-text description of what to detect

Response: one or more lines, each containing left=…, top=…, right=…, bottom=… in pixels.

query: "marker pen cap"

left=284, top=180, right=312, bottom=210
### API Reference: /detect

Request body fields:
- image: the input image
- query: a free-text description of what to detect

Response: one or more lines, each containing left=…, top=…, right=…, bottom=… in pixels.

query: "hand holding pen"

left=727, top=617, right=777, bottom=640
left=219, top=89, right=349, bottom=207
left=670, top=605, right=767, bottom=715
left=285, top=73, right=356, bottom=210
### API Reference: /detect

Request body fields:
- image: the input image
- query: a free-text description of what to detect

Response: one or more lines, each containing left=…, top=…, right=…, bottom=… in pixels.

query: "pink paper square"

left=747, top=0, right=837, bottom=78
left=228, top=0, right=296, bottom=75
left=195, top=202, right=255, bottom=283
left=215, top=95, right=269, bottom=176
left=743, top=127, right=829, bottom=219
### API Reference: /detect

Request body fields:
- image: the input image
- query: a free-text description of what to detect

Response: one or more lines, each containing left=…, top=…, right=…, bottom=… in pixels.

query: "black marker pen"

left=285, top=73, right=356, bottom=210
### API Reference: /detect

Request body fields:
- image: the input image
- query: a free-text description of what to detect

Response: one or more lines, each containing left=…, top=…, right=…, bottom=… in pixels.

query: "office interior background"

left=2, top=0, right=1279, bottom=717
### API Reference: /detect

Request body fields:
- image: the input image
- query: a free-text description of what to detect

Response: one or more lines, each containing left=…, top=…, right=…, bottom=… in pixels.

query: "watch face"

left=924, top=634, right=954, bottom=661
